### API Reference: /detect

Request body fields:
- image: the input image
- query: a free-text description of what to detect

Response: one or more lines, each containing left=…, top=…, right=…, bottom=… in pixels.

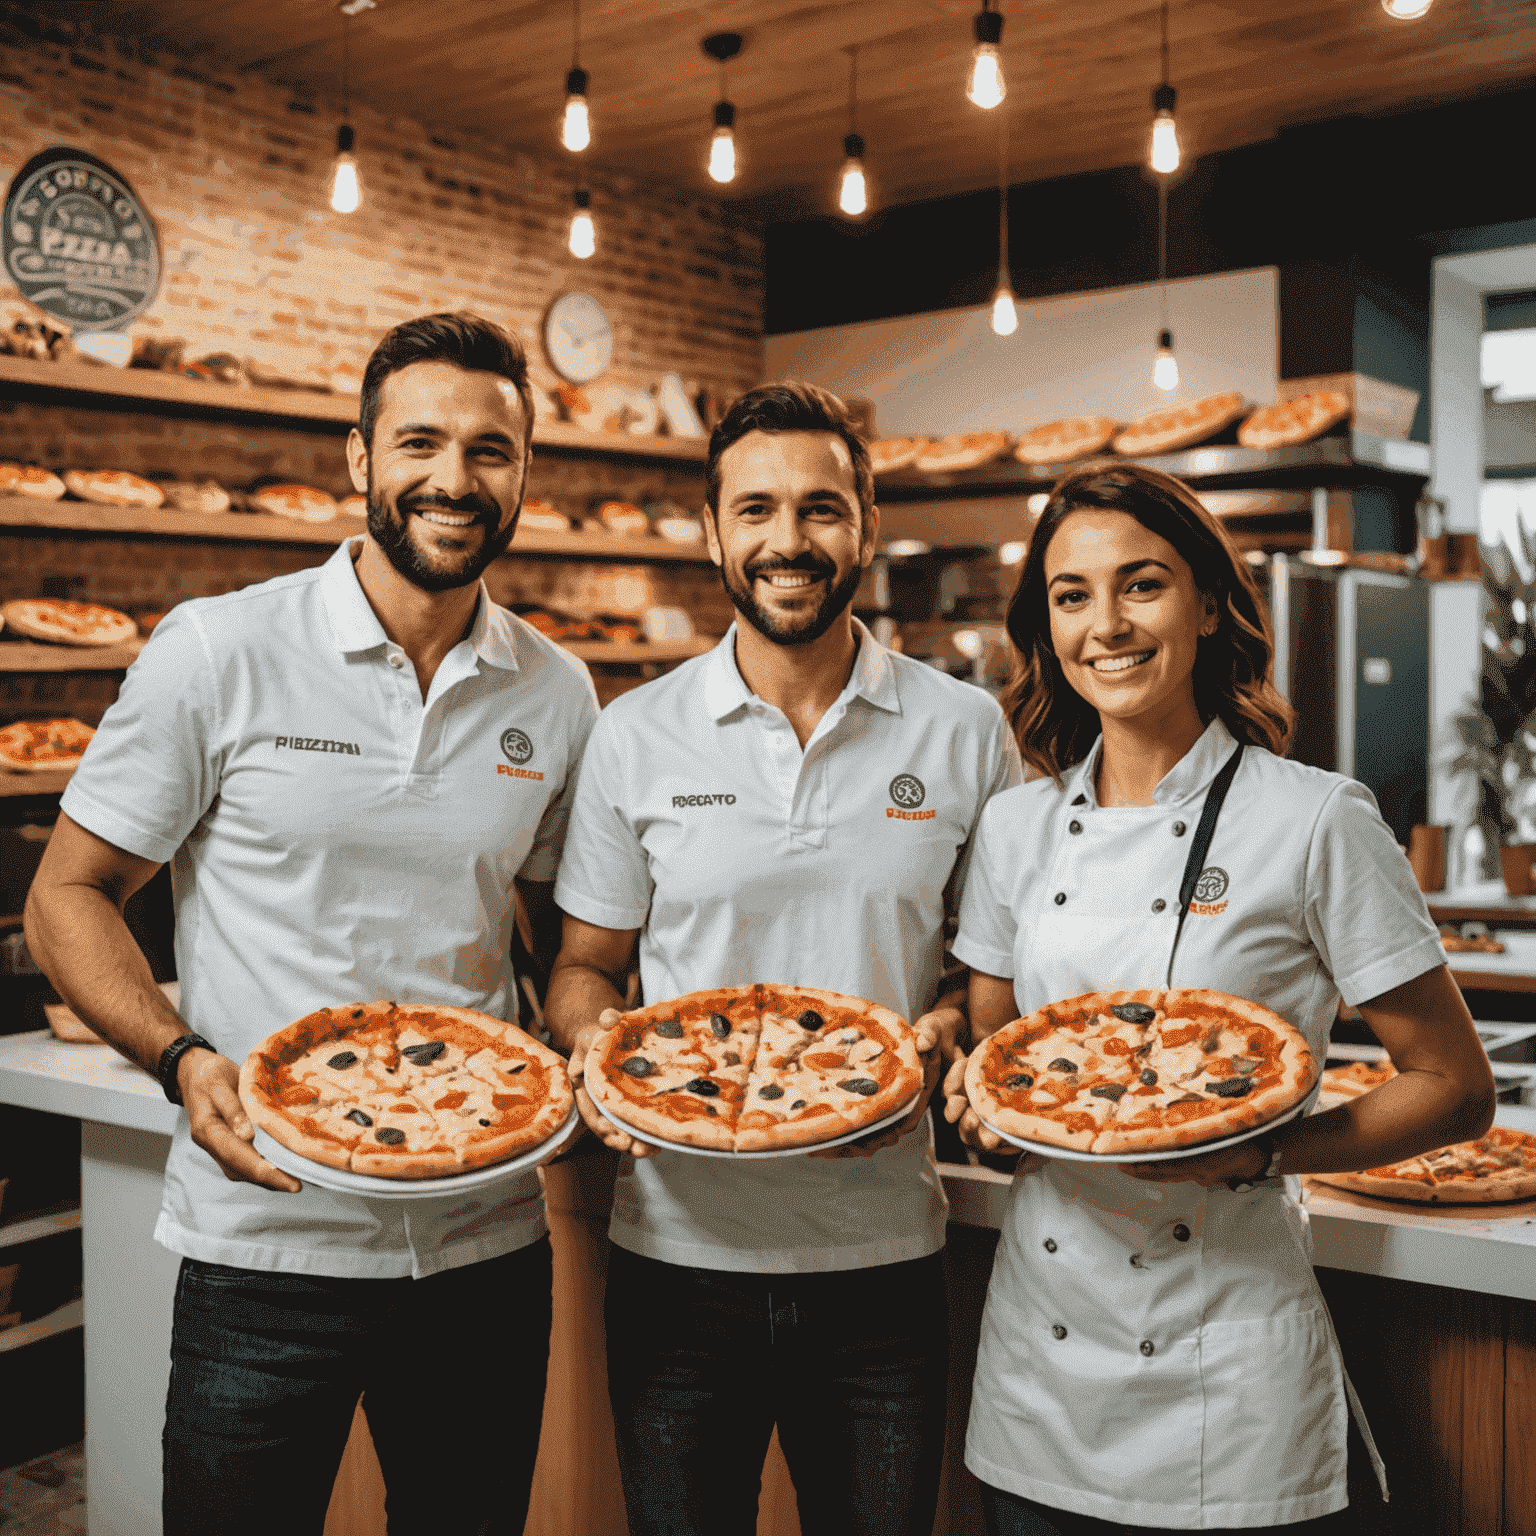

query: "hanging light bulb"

left=838, top=135, right=867, bottom=217
left=989, top=105, right=1015, bottom=337
left=1150, top=84, right=1180, bottom=174
left=1381, top=0, right=1433, bottom=16
left=1153, top=329, right=1180, bottom=390
left=330, top=124, right=361, bottom=213
left=967, top=3, right=1006, bottom=109
left=568, top=187, right=595, bottom=259
left=702, top=33, right=743, bottom=186
left=991, top=287, right=1018, bottom=337
left=562, top=68, right=591, bottom=152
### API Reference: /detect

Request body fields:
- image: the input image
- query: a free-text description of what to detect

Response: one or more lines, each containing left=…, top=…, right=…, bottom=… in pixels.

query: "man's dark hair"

left=358, top=311, right=535, bottom=452
left=705, top=381, right=874, bottom=522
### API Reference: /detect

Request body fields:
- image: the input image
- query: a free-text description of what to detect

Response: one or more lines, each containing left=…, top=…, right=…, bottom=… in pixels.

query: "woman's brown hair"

left=1000, top=460, right=1295, bottom=782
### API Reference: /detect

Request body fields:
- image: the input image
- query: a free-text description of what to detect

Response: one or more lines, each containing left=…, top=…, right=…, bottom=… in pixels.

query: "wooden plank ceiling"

left=102, top=0, right=1536, bottom=217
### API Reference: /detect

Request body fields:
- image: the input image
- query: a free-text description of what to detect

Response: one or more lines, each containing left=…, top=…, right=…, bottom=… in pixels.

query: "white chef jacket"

left=554, top=620, right=1022, bottom=1272
left=952, top=718, right=1444, bottom=1528
left=62, top=540, right=598, bottom=1279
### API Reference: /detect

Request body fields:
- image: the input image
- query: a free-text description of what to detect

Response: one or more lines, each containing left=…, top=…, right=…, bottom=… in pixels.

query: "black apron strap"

left=1166, top=742, right=1245, bottom=986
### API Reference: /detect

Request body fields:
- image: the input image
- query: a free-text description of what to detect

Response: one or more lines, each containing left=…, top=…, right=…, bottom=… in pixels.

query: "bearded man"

left=546, top=382, right=1021, bottom=1536
left=25, top=312, right=596, bottom=1536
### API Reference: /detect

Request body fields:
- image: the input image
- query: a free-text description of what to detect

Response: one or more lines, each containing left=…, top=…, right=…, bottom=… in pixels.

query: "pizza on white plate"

left=0, top=717, right=95, bottom=772
left=1, top=599, right=138, bottom=647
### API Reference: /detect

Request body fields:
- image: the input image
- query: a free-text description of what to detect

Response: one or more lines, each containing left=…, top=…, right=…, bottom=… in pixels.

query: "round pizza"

left=965, top=987, right=1315, bottom=1155
left=238, top=1000, right=573, bottom=1178
left=161, top=480, right=232, bottom=515
left=585, top=983, right=923, bottom=1153
left=0, top=717, right=95, bottom=772
left=1311, top=1127, right=1536, bottom=1206
left=62, top=469, right=165, bottom=508
left=1318, top=1059, right=1397, bottom=1107
left=1013, top=416, right=1119, bottom=466
left=913, top=430, right=1013, bottom=474
left=0, top=463, right=66, bottom=500
left=1111, top=392, right=1249, bottom=457
left=869, top=438, right=929, bottom=475
left=1, top=598, right=138, bottom=647
left=249, top=484, right=338, bottom=522
left=1237, top=391, right=1351, bottom=450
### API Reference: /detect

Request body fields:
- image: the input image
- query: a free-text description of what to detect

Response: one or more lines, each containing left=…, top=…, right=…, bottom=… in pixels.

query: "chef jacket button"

left=1173, top=1223, right=1191, bottom=1242
left=1140, top=1339, right=1155, bottom=1357
left=1043, top=1238, right=1058, bottom=1252
left=1069, top=819, right=1083, bottom=834
left=1173, top=821, right=1187, bottom=836
left=1054, top=892, right=1066, bottom=906
left=388, top=652, right=405, bottom=669
left=1052, top=1325, right=1068, bottom=1340
left=1151, top=898, right=1166, bottom=913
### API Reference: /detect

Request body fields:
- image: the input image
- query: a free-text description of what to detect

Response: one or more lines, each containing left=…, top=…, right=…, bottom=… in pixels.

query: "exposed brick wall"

left=0, top=5, right=764, bottom=402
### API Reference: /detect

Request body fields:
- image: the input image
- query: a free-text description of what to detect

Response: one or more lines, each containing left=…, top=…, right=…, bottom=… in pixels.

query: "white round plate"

left=252, top=1105, right=578, bottom=1199
left=978, top=1099, right=1307, bottom=1164
left=595, top=1093, right=921, bottom=1160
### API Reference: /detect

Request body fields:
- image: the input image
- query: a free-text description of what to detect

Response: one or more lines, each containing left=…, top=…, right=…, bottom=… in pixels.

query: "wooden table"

left=1442, top=930, right=1536, bottom=994
left=1430, top=880, right=1536, bottom=931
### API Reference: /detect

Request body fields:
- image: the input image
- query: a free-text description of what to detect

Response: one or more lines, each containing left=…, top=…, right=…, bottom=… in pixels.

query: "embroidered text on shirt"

left=672, top=793, right=737, bottom=807
left=274, top=737, right=361, bottom=755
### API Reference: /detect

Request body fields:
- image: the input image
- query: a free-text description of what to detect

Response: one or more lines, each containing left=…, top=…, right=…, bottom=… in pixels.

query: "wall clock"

left=544, top=291, right=613, bottom=385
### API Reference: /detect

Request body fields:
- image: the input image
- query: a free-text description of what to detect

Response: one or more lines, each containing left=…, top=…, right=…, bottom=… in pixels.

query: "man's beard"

left=366, top=480, right=519, bottom=593
left=720, top=552, right=863, bottom=647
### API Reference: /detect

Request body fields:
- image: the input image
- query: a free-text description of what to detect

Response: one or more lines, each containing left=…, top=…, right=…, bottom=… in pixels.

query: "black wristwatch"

left=157, top=1032, right=214, bottom=1105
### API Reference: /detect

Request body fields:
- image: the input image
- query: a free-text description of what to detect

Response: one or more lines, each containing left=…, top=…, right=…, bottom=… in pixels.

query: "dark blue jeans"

left=162, top=1238, right=552, bottom=1536
left=980, top=1483, right=1355, bottom=1536
left=604, top=1245, right=948, bottom=1536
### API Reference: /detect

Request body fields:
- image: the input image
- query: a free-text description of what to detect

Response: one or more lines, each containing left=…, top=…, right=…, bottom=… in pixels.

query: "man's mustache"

left=399, top=490, right=498, bottom=522
left=745, top=554, right=835, bottom=579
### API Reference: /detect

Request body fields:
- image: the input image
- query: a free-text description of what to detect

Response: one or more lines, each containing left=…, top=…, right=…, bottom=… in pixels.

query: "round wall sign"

left=4, top=146, right=161, bottom=331
left=543, top=291, right=613, bottom=385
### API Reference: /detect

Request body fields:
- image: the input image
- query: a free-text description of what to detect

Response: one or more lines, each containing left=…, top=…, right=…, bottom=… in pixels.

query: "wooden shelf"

left=0, top=495, right=714, bottom=561
left=0, top=1205, right=81, bottom=1251
left=0, top=638, right=145, bottom=672
left=562, top=637, right=714, bottom=663
left=0, top=768, right=72, bottom=797
left=0, top=1295, right=82, bottom=1353
left=0, top=352, right=709, bottom=463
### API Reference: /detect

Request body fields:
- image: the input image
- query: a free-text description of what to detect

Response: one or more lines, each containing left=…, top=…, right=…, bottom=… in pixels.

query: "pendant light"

left=561, top=0, right=590, bottom=153
left=1381, top=0, right=1433, bottom=15
left=838, top=48, right=867, bottom=218
left=967, top=1, right=1006, bottom=110
left=1149, top=2, right=1181, bottom=176
left=990, top=110, right=1017, bottom=337
left=702, top=33, right=743, bottom=185
left=1152, top=181, right=1178, bottom=390
left=568, top=186, right=595, bottom=259
left=329, top=1, right=371, bottom=214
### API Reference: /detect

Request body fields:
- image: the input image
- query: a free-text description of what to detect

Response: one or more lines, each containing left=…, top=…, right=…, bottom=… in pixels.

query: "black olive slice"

left=1090, top=1083, right=1127, bottom=1102
left=478, top=1118, right=491, bottom=1126
left=709, top=1012, right=731, bottom=1040
left=683, top=1078, right=719, bottom=1096
left=791, top=1099, right=807, bottom=1111
left=1140, top=1068, right=1159, bottom=1086
left=505, top=1062, right=526, bottom=1074
left=797, top=1009, right=825, bottom=1031
left=1111, top=1003, right=1156, bottom=1024
left=1048, top=1058, right=1078, bottom=1073
left=759, top=1084, right=785, bottom=1099
left=345, top=1109, right=373, bottom=1127
left=1003, top=1073, right=1035, bottom=1089
left=1206, top=1076, right=1254, bottom=1098
left=402, top=1041, right=447, bottom=1064
left=327, top=1051, right=358, bottom=1070
left=837, top=1078, right=879, bottom=1096
left=655, top=1018, right=684, bottom=1039
left=350, top=1008, right=364, bottom=1018
left=621, top=1056, right=654, bottom=1078
left=1201, top=1023, right=1225, bottom=1053
left=376, top=1127, right=406, bottom=1144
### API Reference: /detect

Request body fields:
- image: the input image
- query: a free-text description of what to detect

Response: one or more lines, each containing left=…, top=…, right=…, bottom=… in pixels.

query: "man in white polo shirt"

left=547, top=381, right=1021, bottom=1536
left=24, top=312, right=596, bottom=1536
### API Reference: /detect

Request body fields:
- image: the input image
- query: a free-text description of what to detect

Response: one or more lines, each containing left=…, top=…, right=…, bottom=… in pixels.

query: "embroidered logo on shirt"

left=1191, top=866, right=1229, bottom=915
left=274, top=737, right=361, bottom=756
left=889, top=773, right=925, bottom=809
left=500, top=728, right=534, bottom=764
left=672, top=793, right=737, bottom=808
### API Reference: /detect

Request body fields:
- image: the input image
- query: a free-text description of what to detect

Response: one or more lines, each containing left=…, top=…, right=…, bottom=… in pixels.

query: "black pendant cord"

left=1165, top=744, right=1244, bottom=986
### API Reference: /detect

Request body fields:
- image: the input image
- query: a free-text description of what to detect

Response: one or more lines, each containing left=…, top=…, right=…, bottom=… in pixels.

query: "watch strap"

left=157, top=1032, right=213, bottom=1105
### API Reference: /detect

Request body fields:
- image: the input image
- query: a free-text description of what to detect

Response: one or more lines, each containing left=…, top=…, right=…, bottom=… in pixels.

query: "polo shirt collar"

left=1069, top=716, right=1239, bottom=810
left=320, top=538, right=518, bottom=672
left=702, top=617, right=900, bottom=722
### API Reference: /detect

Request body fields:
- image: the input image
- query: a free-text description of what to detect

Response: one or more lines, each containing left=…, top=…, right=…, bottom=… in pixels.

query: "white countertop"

left=1439, top=928, right=1536, bottom=981
left=0, top=1030, right=177, bottom=1136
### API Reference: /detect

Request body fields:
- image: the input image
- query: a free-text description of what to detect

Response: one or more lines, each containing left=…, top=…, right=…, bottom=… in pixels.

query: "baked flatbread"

left=1013, top=416, right=1119, bottom=465
left=63, top=469, right=164, bottom=508
left=869, top=438, right=929, bottom=475
left=1237, top=391, right=1351, bottom=450
left=0, top=717, right=95, bottom=771
left=250, top=484, right=338, bottom=523
left=0, top=464, right=66, bottom=501
left=1, top=599, right=137, bottom=647
left=1112, top=393, right=1249, bottom=457
left=913, top=431, right=1012, bottom=474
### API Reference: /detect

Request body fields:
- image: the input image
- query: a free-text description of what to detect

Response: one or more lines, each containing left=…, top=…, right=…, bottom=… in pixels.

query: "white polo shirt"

left=62, top=540, right=598, bottom=1279
left=554, top=620, right=1022, bottom=1272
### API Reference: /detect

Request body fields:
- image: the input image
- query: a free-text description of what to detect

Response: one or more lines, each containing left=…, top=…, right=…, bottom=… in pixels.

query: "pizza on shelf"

left=1, top=599, right=137, bottom=647
left=964, top=987, right=1315, bottom=1154
left=520, top=499, right=572, bottom=534
left=0, top=717, right=95, bottom=772
left=238, top=1001, right=573, bottom=1178
left=1237, top=391, right=1351, bottom=450
left=249, top=484, right=339, bottom=523
left=1111, top=392, right=1249, bottom=458
left=62, top=469, right=165, bottom=508
left=1438, top=925, right=1504, bottom=954
left=336, top=494, right=367, bottom=520
left=584, top=984, right=923, bottom=1153
left=1013, top=416, right=1120, bottom=466
left=0, top=463, right=66, bottom=500
left=913, top=431, right=1013, bottom=474
left=1311, top=1127, right=1536, bottom=1206
left=868, top=438, right=929, bottom=475
left=1318, top=1059, right=1397, bottom=1107
left=597, top=501, right=649, bottom=536
left=160, top=480, right=232, bottom=515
